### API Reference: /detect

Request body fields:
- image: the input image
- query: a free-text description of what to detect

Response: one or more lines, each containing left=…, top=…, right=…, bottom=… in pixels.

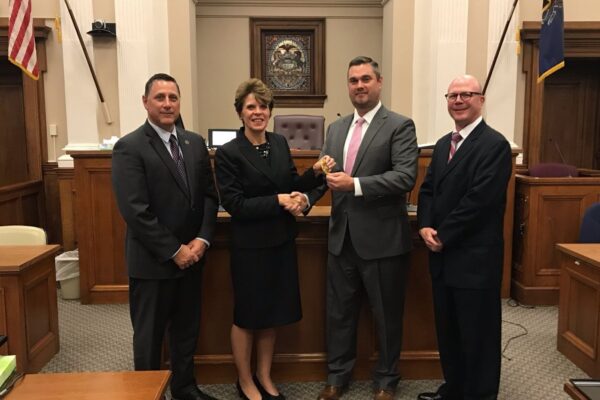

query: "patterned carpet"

left=41, top=297, right=586, bottom=399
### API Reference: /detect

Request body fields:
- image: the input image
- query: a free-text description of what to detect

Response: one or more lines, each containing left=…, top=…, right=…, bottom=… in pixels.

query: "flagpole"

left=482, top=0, right=519, bottom=95
left=63, top=0, right=112, bottom=124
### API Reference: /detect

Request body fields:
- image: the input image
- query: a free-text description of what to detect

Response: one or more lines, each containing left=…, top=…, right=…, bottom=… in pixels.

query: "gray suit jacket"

left=310, top=106, right=418, bottom=260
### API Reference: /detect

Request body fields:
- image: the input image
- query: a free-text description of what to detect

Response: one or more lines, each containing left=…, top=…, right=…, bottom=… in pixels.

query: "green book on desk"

left=0, top=355, right=16, bottom=388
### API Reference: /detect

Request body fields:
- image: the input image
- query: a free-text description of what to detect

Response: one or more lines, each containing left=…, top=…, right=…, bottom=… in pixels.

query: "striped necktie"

left=169, top=135, right=187, bottom=186
left=448, top=132, right=463, bottom=162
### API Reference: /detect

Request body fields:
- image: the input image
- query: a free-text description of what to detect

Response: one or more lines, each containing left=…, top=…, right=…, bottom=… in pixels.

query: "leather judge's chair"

left=579, top=203, right=600, bottom=243
left=0, top=225, right=47, bottom=245
left=273, top=114, right=325, bottom=150
left=528, top=162, right=578, bottom=177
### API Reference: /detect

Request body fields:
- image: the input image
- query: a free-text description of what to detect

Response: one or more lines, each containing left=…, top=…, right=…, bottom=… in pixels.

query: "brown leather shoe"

left=373, top=388, right=395, bottom=400
left=317, top=384, right=346, bottom=400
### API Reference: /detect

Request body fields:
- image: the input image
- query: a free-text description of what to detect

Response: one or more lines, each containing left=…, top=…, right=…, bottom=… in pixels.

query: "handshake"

left=278, top=156, right=336, bottom=216
left=278, top=191, right=308, bottom=217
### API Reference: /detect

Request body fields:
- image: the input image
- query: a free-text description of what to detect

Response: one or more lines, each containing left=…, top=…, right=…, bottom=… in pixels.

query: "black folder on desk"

left=571, top=379, right=600, bottom=400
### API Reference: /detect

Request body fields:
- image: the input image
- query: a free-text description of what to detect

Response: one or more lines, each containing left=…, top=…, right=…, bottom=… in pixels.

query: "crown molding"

left=194, top=0, right=382, bottom=7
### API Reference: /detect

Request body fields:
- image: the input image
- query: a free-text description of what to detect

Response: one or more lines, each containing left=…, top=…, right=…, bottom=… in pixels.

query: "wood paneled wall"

left=521, top=22, right=600, bottom=169
left=0, top=19, right=50, bottom=231
left=0, top=181, right=45, bottom=227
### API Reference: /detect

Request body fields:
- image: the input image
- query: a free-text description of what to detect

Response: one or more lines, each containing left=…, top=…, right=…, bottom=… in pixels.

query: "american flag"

left=8, top=0, right=39, bottom=80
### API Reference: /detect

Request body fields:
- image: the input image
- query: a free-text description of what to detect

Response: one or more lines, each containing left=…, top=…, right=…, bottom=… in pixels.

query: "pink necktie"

left=344, top=118, right=365, bottom=174
left=448, top=132, right=462, bottom=162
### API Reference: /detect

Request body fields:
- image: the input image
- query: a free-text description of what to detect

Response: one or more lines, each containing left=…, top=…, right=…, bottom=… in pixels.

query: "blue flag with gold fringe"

left=538, top=0, right=565, bottom=83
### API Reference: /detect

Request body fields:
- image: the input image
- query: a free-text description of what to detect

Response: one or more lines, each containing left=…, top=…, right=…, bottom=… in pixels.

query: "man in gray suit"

left=312, top=56, right=418, bottom=400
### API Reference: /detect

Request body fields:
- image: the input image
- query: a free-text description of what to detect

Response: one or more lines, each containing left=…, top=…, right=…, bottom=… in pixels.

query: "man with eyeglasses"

left=417, top=75, right=512, bottom=400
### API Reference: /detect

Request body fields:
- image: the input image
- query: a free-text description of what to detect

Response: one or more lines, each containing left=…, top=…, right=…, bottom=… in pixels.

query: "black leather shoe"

left=253, top=374, right=285, bottom=399
left=172, top=385, right=219, bottom=400
left=417, top=392, right=443, bottom=400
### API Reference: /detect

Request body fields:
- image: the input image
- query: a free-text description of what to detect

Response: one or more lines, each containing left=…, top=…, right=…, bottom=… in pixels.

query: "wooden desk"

left=564, top=382, right=589, bottom=400
left=62, top=148, right=519, bottom=382
left=556, top=243, right=600, bottom=377
left=6, top=370, right=171, bottom=400
left=184, top=207, right=441, bottom=382
left=66, top=149, right=517, bottom=302
left=512, top=175, right=600, bottom=305
left=0, top=245, right=60, bottom=373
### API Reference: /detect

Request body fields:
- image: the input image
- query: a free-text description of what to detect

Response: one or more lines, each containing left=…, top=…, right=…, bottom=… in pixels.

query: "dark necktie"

left=448, top=132, right=463, bottom=162
left=169, top=135, right=187, bottom=186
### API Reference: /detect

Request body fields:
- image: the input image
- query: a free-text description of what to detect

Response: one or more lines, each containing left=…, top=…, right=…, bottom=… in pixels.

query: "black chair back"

left=580, top=202, right=600, bottom=242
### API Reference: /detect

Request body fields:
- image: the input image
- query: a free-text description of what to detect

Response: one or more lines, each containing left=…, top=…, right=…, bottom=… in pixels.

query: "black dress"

left=214, top=129, right=323, bottom=329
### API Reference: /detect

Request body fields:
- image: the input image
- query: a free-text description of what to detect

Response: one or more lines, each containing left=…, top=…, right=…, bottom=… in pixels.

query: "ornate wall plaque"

left=250, top=18, right=326, bottom=108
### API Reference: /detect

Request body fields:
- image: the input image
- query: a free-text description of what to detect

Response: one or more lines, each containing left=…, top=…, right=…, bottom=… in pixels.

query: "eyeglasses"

left=444, top=91, right=482, bottom=101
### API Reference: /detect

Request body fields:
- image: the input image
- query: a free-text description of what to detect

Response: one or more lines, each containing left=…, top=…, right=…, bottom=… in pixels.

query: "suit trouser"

left=431, top=281, right=501, bottom=400
left=129, top=264, right=203, bottom=393
left=326, top=234, right=409, bottom=390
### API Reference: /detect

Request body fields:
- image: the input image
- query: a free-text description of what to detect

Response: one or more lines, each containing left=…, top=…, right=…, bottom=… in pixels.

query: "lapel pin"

left=185, top=140, right=190, bottom=145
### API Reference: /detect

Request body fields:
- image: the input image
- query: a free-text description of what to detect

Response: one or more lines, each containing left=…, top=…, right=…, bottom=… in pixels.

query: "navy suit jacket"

left=417, top=120, right=512, bottom=289
left=214, top=129, right=323, bottom=249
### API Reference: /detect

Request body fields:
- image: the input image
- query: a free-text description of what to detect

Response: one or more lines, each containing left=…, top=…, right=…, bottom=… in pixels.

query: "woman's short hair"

left=234, top=78, right=274, bottom=114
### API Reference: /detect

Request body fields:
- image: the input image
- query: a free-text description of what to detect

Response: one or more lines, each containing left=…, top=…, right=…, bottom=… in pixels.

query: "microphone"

left=553, top=140, right=567, bottom=164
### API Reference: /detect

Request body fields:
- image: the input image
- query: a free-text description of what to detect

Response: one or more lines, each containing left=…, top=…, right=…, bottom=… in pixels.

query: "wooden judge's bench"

left=65, top=149, right=517, bottom=382
left=511, top=171, right=600, bottom=305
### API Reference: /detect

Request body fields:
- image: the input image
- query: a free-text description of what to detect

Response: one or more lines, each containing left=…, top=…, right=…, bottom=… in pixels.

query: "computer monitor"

left=208, top=129, right=237, bottom=148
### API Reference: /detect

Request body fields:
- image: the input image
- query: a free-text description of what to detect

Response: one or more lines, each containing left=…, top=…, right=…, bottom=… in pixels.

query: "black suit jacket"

left=112, top=121, right=219, bottom=279
left=214, top=129, right=322, bottom=249
left=417, top=120, right=512, bottom=289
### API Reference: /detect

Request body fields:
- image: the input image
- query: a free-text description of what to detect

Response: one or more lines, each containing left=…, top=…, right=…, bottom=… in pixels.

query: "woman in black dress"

left=214, top=79, right=334, bottom=400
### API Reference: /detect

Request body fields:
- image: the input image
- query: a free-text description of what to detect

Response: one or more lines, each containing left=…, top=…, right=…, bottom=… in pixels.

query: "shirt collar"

left=353, top=101, right=382, bottom=126
left=455, top=115, right=482, bottom=141
left=148, top=119, right=177, bottom=144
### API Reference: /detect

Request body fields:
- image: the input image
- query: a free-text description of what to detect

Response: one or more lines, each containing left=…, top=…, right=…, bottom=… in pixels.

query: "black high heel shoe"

left=253, top=375, right=286, bottom=400
left=236, top=380, right=250, bottom=400
left=236, top=380, right=263, bottom=400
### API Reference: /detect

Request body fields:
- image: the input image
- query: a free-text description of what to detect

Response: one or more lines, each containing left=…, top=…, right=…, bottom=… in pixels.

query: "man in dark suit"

left=417, top=75, right=512, bottom=400
left=312, top=56, right=418, bottom=400
left=112, top=73, right=219, bottom=400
